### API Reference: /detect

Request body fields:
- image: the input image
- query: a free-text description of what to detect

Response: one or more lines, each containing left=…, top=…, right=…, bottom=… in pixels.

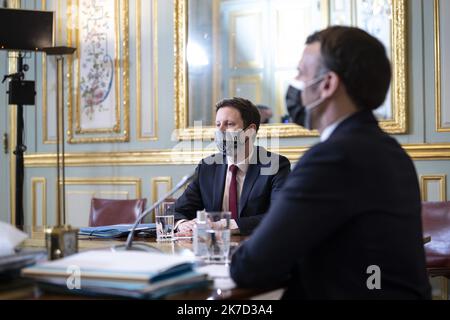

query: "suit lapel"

left=239, top=163, right=260, bottom=216
left=213, top=164, right=227, bottom=211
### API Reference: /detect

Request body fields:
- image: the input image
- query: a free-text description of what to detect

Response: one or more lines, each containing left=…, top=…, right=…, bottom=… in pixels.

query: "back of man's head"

left=306, top=26, right=391, bottom=111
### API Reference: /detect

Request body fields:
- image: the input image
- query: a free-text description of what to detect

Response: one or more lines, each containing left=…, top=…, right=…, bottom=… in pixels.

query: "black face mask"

left=285, top=85, right=306, bottom=127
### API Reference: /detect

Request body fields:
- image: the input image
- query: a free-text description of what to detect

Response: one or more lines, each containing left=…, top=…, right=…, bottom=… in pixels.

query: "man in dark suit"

left=230, top=26, right=431, bottom=299
left=174, top=98, right=291, bottom=236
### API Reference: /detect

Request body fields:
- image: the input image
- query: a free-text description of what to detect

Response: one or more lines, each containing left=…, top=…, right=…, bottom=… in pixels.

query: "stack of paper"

left=78, top=223, right=156, bottom=239
left=22, top=250, right=211, bottom=299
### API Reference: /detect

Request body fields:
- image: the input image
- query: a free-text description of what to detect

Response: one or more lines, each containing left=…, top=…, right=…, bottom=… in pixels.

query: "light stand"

left=42, top=46, right=76, bottom=225
left=2, top=52, right=36, bottom=228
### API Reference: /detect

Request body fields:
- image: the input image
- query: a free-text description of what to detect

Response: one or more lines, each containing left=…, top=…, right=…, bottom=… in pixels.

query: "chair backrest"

left=421, top=201, right=450, bottom=269
left=88, top=198, right=147, bottom=227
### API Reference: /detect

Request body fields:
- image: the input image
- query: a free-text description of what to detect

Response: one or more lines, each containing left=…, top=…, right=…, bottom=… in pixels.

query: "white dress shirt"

left=320, top=114, right=352, bottom=142
left=175, top=146, right=254, bottom=233
left=221, top=146, right=254, bottom=229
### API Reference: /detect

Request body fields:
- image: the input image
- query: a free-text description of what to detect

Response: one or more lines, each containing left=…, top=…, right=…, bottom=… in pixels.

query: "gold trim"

left=382, top=0, right=407, bottom=134
left=229, top=75, right=262, bottom=103
left=136, top=0, right=142, bottom=139
left=58, top=177, right=142, bottom=224
left=42, top=53, right=55, bottom=144
left=42, top=0, right=56, bottom=144
left=174, top=0, right=408, bottom=140
left=60, top=177, right=142, bottom=197
left=67, top=0, right=74, bottom=142
left=137, top=0, right=158, bottom=141
left=99, top=191, right=130, bottom=198
left=439, top=277, right=449, bottom=300
left=420, top=175, right=447, bottom=202
left=151, top=177, right=173, bottom=220
left=212, top=0, right=221, bottom=123
left=24, top=144, right=450, bottom=167
left=57, top=0, right=62, bottom=45
left=151, top=177, right=172, bottom=203
left=31, top=178, right=47, bottom=227
left=67, top=0, right=130, bottom=143
left=174, top=0, right=188, bottom=130
left=434, top=0, right=448, bottom=132
left=229, top=11, right=263, bottom=69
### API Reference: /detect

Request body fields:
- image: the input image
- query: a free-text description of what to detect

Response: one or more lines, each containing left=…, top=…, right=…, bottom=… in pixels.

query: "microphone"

left=112, top=172, right=196, bottom=252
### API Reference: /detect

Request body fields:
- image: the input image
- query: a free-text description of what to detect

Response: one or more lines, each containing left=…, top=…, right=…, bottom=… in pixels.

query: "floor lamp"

left=42, top=46, right=76, bottom=225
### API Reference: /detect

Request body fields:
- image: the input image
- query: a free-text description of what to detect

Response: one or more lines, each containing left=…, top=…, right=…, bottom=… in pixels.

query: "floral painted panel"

left=67, top=0, right=129, bottom=143
left=78, top=0, right=117, bottom=131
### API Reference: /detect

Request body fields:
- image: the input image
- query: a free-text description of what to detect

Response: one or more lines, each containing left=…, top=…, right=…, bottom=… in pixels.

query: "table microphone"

left=112, top=172, right=196, bottom=252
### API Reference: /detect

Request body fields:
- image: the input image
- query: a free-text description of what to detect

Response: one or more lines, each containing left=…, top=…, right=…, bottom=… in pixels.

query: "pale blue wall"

left=0, top=0, right=449, bottom=226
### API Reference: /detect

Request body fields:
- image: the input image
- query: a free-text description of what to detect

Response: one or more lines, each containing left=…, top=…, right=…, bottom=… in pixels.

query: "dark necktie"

left=229, top=165, right=238, bottom=220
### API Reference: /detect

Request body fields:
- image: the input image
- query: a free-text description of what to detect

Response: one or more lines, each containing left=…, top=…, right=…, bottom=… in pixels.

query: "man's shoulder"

left=303, top=126, right=406, bottom=166
left=200, top=152, right=226, bottom=166
left=255, top=146, right=290, bottom=163
left=255, top=146, right=291, bottom=176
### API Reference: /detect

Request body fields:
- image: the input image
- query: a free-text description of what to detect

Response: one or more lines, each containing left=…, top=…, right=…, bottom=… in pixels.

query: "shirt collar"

left=227, top=145, right=254, bottom=174
left=320, top=114, right=352, bottom=142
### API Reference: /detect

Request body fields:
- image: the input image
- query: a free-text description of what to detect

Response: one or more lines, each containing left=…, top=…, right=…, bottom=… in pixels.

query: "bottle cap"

left=196, top=210, right=206, bottom=222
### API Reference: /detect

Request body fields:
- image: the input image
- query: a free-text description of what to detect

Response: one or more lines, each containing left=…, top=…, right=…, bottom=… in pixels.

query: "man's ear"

left=321, top=71, right=340, bottom=99
left=245, top=124, right=257, bottom=134
left=244, top=124, right=257, bottom=141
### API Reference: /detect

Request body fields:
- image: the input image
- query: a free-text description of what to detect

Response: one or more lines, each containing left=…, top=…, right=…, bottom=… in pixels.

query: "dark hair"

left=306, top=26, right=391, bottom=110
left=215, top=97, right=261, bottom=132
left=256, top=105, right=270, bottom=111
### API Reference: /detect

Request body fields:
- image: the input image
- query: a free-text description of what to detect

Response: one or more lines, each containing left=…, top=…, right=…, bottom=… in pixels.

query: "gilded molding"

left=151, top=177, right=173, bottom=220
left=31, top=178, right=47, bottom=227
left=23, top=144, right=450, bottom=168
left=434, top=0, right=448, bottom=132
left=67, top=0, right=130, bottom=143
left=229, top=11, right=263, bottom=69
left=420, top=175, right=447, bottom=202
left=212, top=0, right=221, bottom=124
left=59, top=177, right=141, bottom=225
left=174, top=0, right=187, bottom=131
left=136, top=0, right=158, bottom=141
left=42, top=0, right=57, bottom=144
left=60, top=177, right=142, bottom=198
left=381, top=0, right=408, bottom=134
left=173, top=0, right=408, bottom=140
left=151, top=177, right=173, bottom=203
left=229, top=75, right=262, bottom=102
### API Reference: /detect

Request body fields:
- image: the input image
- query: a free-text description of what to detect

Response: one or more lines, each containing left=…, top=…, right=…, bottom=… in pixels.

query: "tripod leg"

left=15, top=104, right=25, bottom=229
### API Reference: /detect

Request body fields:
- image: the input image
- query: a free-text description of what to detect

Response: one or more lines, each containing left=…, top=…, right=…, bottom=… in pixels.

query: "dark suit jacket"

left=174, top=146, right=291, bottom=235
left=230, top=111, right=431, bottom=299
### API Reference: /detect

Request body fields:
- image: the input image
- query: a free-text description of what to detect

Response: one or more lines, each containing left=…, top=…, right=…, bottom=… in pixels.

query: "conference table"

left=2, top=227, right=282, bottom=300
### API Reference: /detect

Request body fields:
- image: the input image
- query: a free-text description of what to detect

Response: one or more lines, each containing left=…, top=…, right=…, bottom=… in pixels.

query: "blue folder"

left=78, top=223, right=156, bottom=239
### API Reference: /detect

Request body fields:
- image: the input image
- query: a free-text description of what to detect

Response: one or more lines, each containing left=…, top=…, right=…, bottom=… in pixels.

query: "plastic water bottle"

left=193, top=210, right=208, bottom=258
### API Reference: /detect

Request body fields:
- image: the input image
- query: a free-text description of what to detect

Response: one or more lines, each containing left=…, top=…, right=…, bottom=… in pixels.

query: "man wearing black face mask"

left=230, top=26, right=431, bottom=299
left=286, top=82, right=306, bottom=127
left=174, top=97, right=291, bottom=236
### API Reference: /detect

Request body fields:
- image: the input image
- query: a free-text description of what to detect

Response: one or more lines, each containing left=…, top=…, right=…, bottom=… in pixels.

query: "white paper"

left=24, top=250, right=198, bottom=281
left=197, top=264, right=236, bottom=290
left=0, top=221, right=29, bottom=257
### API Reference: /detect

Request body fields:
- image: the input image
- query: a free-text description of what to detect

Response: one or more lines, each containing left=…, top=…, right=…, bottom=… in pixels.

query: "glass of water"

left=155, top=203, right=175, bottom=242
left=205, top=211, right=231, bottom=264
